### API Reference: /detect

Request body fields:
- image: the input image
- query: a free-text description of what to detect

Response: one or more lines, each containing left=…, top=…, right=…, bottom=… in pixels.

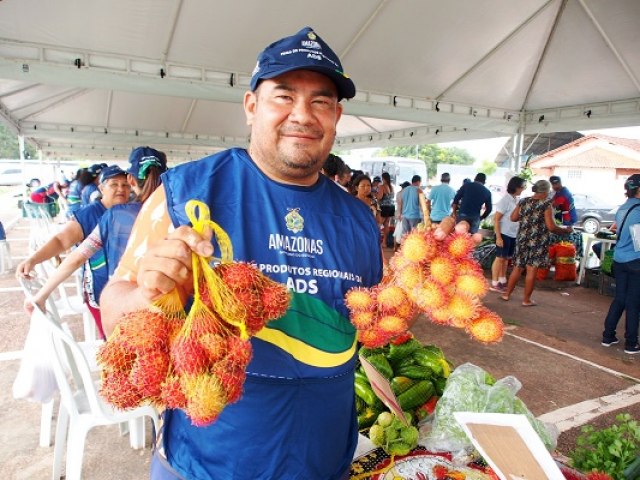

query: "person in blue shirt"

left=452, top=172, right=493, bottom=233
left=427, top=172, right=456, bottom=223
left=601, top=173, right=640, bottom=354
left=397, top=174, right=426, bottom=235
left=24, top=148, right=167, bottom=330
left=549, top=175, right=578, bottom=226
left=101, top=27, right=409, bottom=480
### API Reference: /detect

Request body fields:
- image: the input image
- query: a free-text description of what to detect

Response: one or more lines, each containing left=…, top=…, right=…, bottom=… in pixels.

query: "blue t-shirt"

left=161, top=148, right=383, bottom=480
left=401, top=185, right=423, bottom=219
left=73, top=201, right=107, bottom=306
left=429, top=183, right=456, bottom=221
left=613, top=198, right=640, bottom=264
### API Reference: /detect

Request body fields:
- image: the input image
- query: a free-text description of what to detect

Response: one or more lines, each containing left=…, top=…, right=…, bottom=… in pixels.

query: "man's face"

left=244, top=70, right=343, bottom=186
left=551, top=182, right=561, bottom=192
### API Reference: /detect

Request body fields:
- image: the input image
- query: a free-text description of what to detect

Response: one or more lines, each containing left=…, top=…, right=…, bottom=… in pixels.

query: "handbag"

left=12, top=312, right=58, bottom=403
left=601, top=203, right=640, bottom=277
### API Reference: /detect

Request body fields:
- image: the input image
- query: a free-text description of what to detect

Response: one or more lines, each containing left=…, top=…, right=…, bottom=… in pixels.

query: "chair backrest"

left=19, top=276, right=64, bottom=323
left=29, top=305, right=107, bottom=419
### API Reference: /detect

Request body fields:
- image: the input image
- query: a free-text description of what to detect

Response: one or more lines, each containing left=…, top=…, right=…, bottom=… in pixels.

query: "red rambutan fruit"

left=394, top=264, right=427, bottom=292
left=446, top=294, right=480, bottom=329
left=128, top=348, right=170, bottom=399
left=344, top=287, right=376, bottom=313
left=213, top=361, right=246, bottom=404
left=182, top=373, right=226, bottom=427
left=350, top=310, right=376, bottom=330
left=100, top=370, right=143, bottom=409
left=429, top=256, right=457, bottom=285
left=216, top=262, right=261, bottom=292
left=455, top=273, right=489, bottom=298
left=466, top=308, right=504, bottom=344
left=444, top=232, right=476, bottom=259
left=413, top=282, right=448, bottom=312
left=261, top=283, right=291, bottom=321
left=117, top=309, right=170, bottom=352
left=375, top=285, right=409, bottom=313
left=171, top=338, right=209, bottom=376
left=161, top=375, right=187, bottom=409
left=199, top=333, right=227, bottom=363
left=96, top=340, right=136, bottom=372
left=427, top=307, right=453, bottom=326
left=225, top=336, right=253, bottom=368
left=376, top=315, right=408, bottom=335
left=357, top=329, right=390, bottom=348
left=400, top=230, right=438, bottom=264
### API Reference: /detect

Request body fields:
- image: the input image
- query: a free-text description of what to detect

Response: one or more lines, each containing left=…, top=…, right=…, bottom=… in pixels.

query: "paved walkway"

left=0, top=210, right=637, bottom=479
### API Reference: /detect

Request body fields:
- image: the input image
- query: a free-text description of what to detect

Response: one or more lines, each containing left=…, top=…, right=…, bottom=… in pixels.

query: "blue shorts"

left=495, top=234, right=516, bottom=258
left=456, top=215, right=480, bottom=234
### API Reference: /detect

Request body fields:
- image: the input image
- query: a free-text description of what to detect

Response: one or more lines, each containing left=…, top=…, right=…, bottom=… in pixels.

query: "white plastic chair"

left=30, top=305, right=159, bottom=480
left=0, top=239, right=12, bottom=273
left=23, top=202, right=58, bottom=252
left=18, top=277, right=102, bottom=448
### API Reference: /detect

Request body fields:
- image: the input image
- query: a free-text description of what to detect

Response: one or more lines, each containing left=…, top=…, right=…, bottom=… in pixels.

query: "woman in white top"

left=490, top=176, right=527, bottom=292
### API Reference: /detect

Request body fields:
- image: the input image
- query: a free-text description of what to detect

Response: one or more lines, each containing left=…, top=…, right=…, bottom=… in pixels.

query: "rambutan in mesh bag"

left=98, top=200, right=291, bottom=426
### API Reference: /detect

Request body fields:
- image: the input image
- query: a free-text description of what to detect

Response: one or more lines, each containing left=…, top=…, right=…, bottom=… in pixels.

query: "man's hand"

left=16, top=258, right=37, bottom=280
left=136, top=225, right=213, bottom=301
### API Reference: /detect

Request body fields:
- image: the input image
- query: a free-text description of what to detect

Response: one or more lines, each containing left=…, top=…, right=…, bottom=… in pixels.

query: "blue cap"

left=127, top=146, right=167, bottom=180
left=87, top=163, right=104, bottom=177
left=99, top=165, right=127, bottom=183
left=250, top=27, right=355, bottom=100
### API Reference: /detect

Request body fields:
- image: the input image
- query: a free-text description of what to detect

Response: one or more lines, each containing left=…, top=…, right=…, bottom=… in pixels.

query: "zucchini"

left=394, top=364, right=433, bottom=380
left=433, top=376, right=447, bottom=396
left=397, top=380, right=436, bottom=411
left=358, top=345, right=386, bottom=358
left=367, top=353, right=394, bottom=379
left=623, top=455, right=640, bottom=480
left=354, top=368, right=369, bottom=384
left=390, top=376, right=416, bottom=396
left=413, top=349, right=444, bottom=376
left=387, top=338, right=422, bottom=364
left=354, top=378, right=378, bottom=406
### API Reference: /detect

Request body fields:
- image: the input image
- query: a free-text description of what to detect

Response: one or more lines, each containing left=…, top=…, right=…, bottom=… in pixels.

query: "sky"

left=438, top=125, right=640, bottom=165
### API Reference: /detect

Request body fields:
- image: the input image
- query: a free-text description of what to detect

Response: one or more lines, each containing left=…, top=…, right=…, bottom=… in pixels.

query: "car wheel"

left=582, top=217, right=600, bottom=234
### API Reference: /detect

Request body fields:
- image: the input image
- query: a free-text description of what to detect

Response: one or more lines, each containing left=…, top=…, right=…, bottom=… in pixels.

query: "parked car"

left=0, top=167, right=24, bottom=186
left=572, top=193, right=617, bottom=234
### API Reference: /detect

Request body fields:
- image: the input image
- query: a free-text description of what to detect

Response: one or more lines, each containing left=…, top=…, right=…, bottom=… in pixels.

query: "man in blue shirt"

left=427, top=172, right=456, bottom=223
left=397, top=175, right=426, bottom=234
left=101, top=27, right=402, bottom=480
left=550, top=175, right=577, bottom=226
left=452, top=172, right=493, bottom=233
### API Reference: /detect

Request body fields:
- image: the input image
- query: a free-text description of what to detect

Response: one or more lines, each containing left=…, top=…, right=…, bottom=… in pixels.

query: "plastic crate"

left=598, top=274, right=616, bottom=297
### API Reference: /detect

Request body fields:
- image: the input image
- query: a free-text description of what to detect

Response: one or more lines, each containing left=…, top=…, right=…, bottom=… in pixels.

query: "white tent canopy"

left=0, top=0, right=639, bottom=162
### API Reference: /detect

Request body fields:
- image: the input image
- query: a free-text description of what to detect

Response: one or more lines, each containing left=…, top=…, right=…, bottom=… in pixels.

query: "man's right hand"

left=16, top=259, right=37, bottom=280
left=135, top=225, right=214, bottom=301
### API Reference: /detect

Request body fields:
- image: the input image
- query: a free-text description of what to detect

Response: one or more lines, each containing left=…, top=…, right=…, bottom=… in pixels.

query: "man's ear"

left=244, top=90, right=257, bottom=126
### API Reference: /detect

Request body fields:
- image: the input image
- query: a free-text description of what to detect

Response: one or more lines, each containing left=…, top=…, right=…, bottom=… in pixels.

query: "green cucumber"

left=397, top=380, right=436, bottom=411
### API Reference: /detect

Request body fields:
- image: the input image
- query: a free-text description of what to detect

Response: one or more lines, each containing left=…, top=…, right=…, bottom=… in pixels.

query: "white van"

left=359, top=157, right=428, bottom=193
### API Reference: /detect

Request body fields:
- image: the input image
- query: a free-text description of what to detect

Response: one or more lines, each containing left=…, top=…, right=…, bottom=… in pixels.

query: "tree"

left=478, top=159, right=497, bottom=176
left=378, top=144, right=475, bottom=178
left=0, top=124, right=37, bottom=159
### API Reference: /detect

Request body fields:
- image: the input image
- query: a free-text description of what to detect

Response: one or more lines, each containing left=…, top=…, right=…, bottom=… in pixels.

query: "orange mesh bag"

left=554, top=241, right=576, bottom=258
left=99, top=200, right=291, bottom=425
left=554, top=257, right=577, bottom=281
left=345, top=224, right=505, bottom=346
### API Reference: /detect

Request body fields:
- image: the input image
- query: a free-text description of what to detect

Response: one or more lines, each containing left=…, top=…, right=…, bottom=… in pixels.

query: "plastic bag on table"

left=12, top=312, right=58, bottom=403
left=420, top=363, right=558, bottom=455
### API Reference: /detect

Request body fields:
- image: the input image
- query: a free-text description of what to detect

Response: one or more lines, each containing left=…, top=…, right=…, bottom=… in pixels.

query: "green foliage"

left=478, top=159, right=497, bottom=176
left=0, top=124, right=37, bottom=159
left=569, top=413, right=640, bottom=479
left=378, top=144, right=475, bottom=178
left=517, top=166, right=534, bottom=183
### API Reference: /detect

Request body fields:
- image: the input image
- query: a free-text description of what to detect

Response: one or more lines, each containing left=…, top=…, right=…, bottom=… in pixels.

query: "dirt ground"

left=0, top=210, right=638, bottom=478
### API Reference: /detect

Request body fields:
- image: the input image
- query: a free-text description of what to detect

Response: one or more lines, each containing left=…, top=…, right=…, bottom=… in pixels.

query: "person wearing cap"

left=451, top=172, right=492, bottom=234
left=80, top=163, right=106, bottom=205
left=65, top=167, right=92, bottom=217
left=101, top=27, right=397, bottom=480
left=24, top=149, right=168, bottom=333
left=549, top=175, right=577, bottom=226
left=427, top=172, right=456, bottom=224
left=500, top=179, right=572, bottom=306
left=17, top=165, right=131, bottom=339
left=601, top=173, right=640, bottom=354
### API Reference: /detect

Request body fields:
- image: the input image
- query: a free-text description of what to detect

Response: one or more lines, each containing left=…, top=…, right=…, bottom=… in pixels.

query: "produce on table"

left=369, top=411, right=420, bottom=456
left=345, top=222, right=504, bottom=347
left=355, top=334, right=451, bottom=429
left=98, top=200, right=291, bottom=426
left=424, top=363, right=558, bottom=454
